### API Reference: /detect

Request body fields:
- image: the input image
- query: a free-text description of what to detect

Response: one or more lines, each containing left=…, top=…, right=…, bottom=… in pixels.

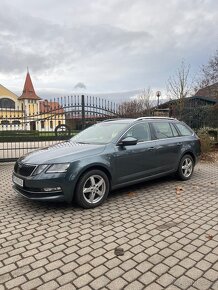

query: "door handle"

left=148, top=147, right=155, bottom=151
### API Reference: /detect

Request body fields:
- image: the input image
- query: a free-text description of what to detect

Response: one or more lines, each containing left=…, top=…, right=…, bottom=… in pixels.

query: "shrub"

left=197, top=128, right=213, bottom=153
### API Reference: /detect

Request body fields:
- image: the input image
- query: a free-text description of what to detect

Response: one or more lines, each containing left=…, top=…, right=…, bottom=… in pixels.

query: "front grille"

left=14, top=162, right=36, bottom=177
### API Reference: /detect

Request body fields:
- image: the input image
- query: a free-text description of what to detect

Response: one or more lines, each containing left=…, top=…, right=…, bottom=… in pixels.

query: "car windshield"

left=71, top=122, right=129, bottom=144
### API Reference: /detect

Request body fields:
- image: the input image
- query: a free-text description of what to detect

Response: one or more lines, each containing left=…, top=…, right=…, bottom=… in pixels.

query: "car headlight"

left=46, top=163, right=70, bottom=173
left=32, top=164, right=48, bottom=176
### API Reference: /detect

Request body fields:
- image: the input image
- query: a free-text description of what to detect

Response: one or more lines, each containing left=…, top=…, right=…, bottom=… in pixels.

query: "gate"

left=0, top=95, right=121, bottom=162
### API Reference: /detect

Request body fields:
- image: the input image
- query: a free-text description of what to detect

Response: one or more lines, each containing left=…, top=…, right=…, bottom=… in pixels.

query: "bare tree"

left=167, top=61, right=193, bottom=100
left=166, top=61, right=194, bottom=118
left=136, top=88, right=153, bottom=115
left=118, top=99, right=142, bottom=117
left=196, top=49, right=218, bottom=89
left=118, top=88, right=153, bottom=117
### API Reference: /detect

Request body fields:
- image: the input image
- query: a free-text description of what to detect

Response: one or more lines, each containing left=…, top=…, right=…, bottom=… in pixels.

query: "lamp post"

left=156, top=91, right=161, bottom=108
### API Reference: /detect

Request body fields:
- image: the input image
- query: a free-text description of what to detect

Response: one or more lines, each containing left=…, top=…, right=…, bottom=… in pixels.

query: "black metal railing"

left=0, top=95, right=121, bottom=161
left=0, top=95, right=217, bottom=161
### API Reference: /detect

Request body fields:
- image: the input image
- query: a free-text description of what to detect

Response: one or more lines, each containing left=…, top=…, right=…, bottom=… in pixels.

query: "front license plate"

left=13, top=175, right=24, bottom=187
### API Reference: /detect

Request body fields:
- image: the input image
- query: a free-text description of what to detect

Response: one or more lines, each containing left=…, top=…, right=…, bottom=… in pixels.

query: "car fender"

left=177, top=142, right=196, bottom=167
left=66, top=157, right=112, bottom=200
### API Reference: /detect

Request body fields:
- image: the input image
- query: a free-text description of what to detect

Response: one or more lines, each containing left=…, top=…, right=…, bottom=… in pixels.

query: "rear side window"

left=152, top=122, right=174, bottom=139
left=176, top=123, right=193, bottom=136
left=170, top=123, right=179, bottom=137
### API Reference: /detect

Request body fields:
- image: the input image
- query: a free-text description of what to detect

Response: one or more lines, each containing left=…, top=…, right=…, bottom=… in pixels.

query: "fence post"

left=81, top=95, right=85, bottom=129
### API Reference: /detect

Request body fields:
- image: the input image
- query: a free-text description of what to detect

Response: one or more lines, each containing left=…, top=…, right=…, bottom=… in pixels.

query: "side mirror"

left=118, top=137, right=138, bottom=146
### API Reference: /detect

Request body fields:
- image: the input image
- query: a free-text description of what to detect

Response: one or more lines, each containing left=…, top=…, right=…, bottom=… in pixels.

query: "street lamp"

left=156, top=91, right=161, bottom=108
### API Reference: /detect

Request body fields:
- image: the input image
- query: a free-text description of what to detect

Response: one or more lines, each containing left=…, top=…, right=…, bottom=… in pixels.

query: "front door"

left=114, top=122, right=158, bottom=185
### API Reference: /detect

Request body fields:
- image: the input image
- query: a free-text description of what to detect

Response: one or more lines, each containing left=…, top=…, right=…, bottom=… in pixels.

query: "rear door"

left=150, top=121, right=182, bottom=172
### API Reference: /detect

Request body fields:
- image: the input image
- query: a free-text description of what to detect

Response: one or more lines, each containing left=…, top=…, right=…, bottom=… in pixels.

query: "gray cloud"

left=0, top=4, right=151, bottom=74
left=0, top=0, right=217, bottom=97
left=74, top=82, right=87, bottom=90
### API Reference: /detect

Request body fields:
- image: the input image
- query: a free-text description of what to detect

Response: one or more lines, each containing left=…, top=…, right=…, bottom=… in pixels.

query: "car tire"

left=75, top=169, right=109, bottom=209
left=177, top=154, right=194, bottom=181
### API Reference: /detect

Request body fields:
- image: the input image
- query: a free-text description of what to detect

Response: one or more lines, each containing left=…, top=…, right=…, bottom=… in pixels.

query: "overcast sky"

left=0, top=0, right=217, bottom=100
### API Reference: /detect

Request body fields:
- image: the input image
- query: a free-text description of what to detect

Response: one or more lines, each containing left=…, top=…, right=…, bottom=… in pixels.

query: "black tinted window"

left=152, top=122, right=174, bottom=139
left=176, top=123, right=193, bottom=136
left=124, top=123, right=150, bottom=142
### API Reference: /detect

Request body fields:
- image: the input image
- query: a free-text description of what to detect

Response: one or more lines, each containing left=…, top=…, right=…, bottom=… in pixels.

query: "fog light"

left=43, top=187, right=61, bottom=192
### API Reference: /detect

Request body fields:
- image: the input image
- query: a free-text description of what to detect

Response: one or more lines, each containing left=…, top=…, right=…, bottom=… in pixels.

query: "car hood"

left=19, top=141, right=106, bottom=165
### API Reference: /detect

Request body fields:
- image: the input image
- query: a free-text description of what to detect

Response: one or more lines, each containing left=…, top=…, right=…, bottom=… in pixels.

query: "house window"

left=50, top=121, right=53, bottom=129
left=12, top=120, right=21, bottom=126
left=41, top=121, right=45, bottom=129
left=0, top=98, right=15, bottom=109
left=1, top=120, right=10, bottom=125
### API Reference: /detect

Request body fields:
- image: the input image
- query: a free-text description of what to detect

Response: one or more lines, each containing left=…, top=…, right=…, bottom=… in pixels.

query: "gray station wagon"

left=13, top=117, right=201, bottom=208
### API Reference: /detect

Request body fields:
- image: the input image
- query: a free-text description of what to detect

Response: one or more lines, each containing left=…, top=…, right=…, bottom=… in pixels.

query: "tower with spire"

left=18, top=69, right=41, bottom=101
left=18, top=69, right=41, bottom=128
left=18, top=69, right=41, bottom=130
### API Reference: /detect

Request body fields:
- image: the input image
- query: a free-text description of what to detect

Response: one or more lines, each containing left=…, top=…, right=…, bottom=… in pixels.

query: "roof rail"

left=102, top=117, right=177, bottom=122
left=135, top=116, right=176, bottom=121
left=102, top=118, right=135, bottom=122
left=103, top=119, right=115, bottom=122
left=103, top=118, right=126, bottom=122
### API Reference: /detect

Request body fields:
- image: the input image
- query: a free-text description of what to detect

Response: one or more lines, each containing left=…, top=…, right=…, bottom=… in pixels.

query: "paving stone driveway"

left=0, top=161, right=217, bottom=290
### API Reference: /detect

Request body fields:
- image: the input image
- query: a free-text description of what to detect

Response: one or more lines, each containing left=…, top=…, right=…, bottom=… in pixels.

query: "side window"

left=170, top=123, right=179, bottom=137
left=124, top=123, right=150, bottom=142
left=176, top=123, right=193, bottom=136
left=152, top=122, right=174, bottom=139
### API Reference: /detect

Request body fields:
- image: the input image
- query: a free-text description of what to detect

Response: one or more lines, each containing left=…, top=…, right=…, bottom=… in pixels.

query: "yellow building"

left=0, top=84, right=23, bottom=129
left=0, top=71, right=65, bottom=131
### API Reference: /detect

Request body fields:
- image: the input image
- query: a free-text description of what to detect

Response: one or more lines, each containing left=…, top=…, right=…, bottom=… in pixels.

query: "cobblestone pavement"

left=0, top=161, right=217, bottom=290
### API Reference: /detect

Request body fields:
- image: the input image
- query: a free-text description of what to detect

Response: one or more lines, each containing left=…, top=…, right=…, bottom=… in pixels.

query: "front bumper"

left=12, top=172, right=74, bottom=203
left=13, top=185, right=65, bottom=202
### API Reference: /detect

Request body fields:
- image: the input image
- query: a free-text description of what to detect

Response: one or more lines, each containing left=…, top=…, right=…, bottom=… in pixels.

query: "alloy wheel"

left=82, top=175, right=106, bottom=204
left=181, top=157, right=193, bottom=178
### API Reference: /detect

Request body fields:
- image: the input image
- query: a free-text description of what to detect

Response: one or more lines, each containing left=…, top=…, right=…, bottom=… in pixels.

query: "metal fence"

left=0, top=95, right=217, bottom=162
left=0, top=95, right=122, bottom=161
